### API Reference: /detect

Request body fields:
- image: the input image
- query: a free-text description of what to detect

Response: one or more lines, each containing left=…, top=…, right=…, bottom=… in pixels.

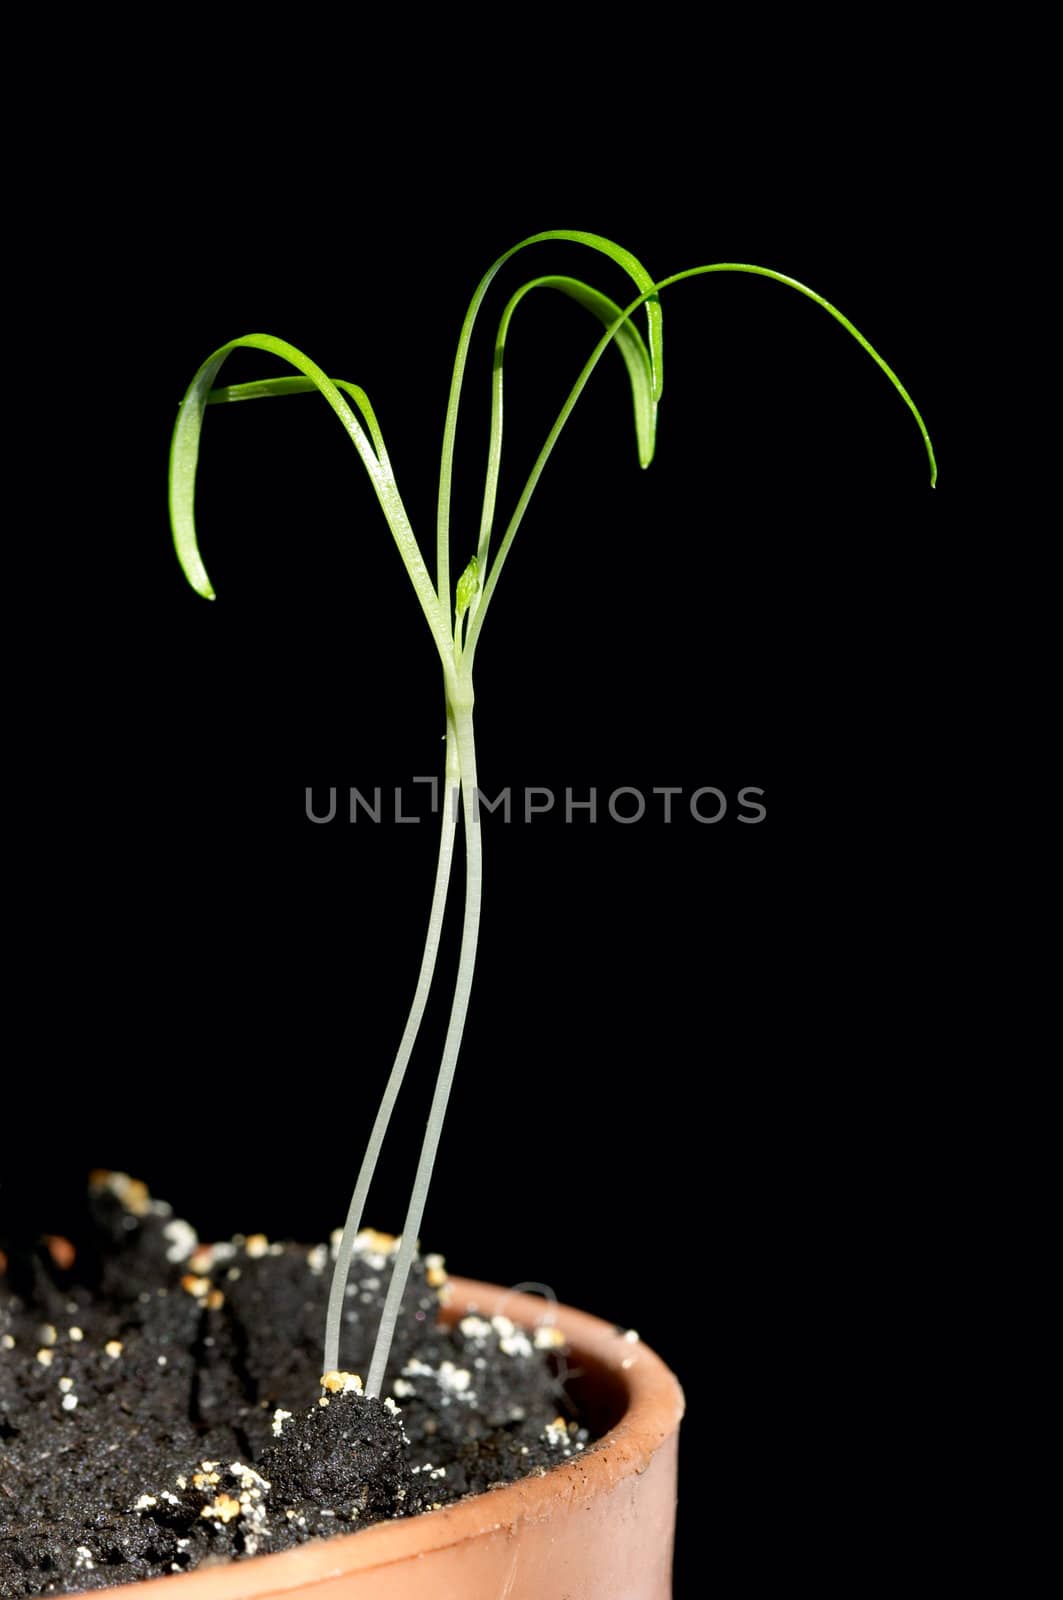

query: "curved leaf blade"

left=206, top=374, right=394, bottom=474
left=473, top=273, right=657, bottom=591
left=465, top=262, right=937, bottom=657
left=168, top=335, right=449, bottom=652
left=655, top=263, right=937, bottom=486
left=436, top=230, right=662, bottom=617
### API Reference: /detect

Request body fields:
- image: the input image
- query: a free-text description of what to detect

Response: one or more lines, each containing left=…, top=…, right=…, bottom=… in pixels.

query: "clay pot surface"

left=128, top=1276, right=684, bottom=1600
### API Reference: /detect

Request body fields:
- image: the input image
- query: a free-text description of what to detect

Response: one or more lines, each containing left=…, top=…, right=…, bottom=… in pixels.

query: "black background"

left=8, top=54, right=967, bottom=1592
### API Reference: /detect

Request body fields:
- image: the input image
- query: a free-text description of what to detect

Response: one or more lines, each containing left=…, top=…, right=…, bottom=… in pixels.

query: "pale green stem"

left=322, top=720, right=462, bottom=1377
left=364, top=702, right=482, bottom=1399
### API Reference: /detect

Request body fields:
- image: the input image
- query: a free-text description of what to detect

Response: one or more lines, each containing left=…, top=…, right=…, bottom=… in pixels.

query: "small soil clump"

left=0, top=1174, right=588, bottom=1594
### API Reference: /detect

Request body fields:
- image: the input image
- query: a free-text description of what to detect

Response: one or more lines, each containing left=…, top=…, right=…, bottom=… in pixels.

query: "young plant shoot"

left=168, top=231, right=935, bottom=1400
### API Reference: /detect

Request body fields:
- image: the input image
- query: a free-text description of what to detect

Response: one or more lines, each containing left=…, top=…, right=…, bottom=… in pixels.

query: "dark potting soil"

left=0, top=1174, right=593, bottom=1595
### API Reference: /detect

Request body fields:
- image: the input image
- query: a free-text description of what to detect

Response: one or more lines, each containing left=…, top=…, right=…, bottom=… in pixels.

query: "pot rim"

left=125, top=1276, right=684, bottom=1597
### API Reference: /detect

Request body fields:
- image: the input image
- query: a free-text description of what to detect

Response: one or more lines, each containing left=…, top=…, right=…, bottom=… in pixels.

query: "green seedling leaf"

left=206, top=374, right=395, bottom=475
left=169, top=333, right=449, bottom=656
left=498, top=277, right=657, bottom=467
left=654, top=263, right=937, bottom=487
left=436, top=230, right=662, bottom=618
left=455, top=555, right=480, bottom=625
left=473, top=274, right=658, bottom=586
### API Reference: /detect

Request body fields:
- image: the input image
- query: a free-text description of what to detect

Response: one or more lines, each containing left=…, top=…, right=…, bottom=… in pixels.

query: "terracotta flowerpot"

left=128, top=1277, right=684, bottom=1600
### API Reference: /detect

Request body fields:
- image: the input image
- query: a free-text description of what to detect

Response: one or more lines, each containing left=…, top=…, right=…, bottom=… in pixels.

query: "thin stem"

left=364, top=703, right=482, bottom=1399
left=322, top=720, right=461, bottom=1376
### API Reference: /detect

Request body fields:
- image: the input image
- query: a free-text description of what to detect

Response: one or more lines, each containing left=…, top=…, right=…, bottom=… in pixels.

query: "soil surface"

left=0, top=1174, right=590, bottom=1595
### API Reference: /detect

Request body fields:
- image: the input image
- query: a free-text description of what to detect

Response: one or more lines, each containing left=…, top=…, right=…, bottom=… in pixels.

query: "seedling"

left=169, top=230, right=935, bottom=1400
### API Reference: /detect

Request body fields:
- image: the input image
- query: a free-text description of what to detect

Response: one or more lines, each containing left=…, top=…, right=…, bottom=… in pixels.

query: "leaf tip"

left=175, top=542, right=218, bottom=602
